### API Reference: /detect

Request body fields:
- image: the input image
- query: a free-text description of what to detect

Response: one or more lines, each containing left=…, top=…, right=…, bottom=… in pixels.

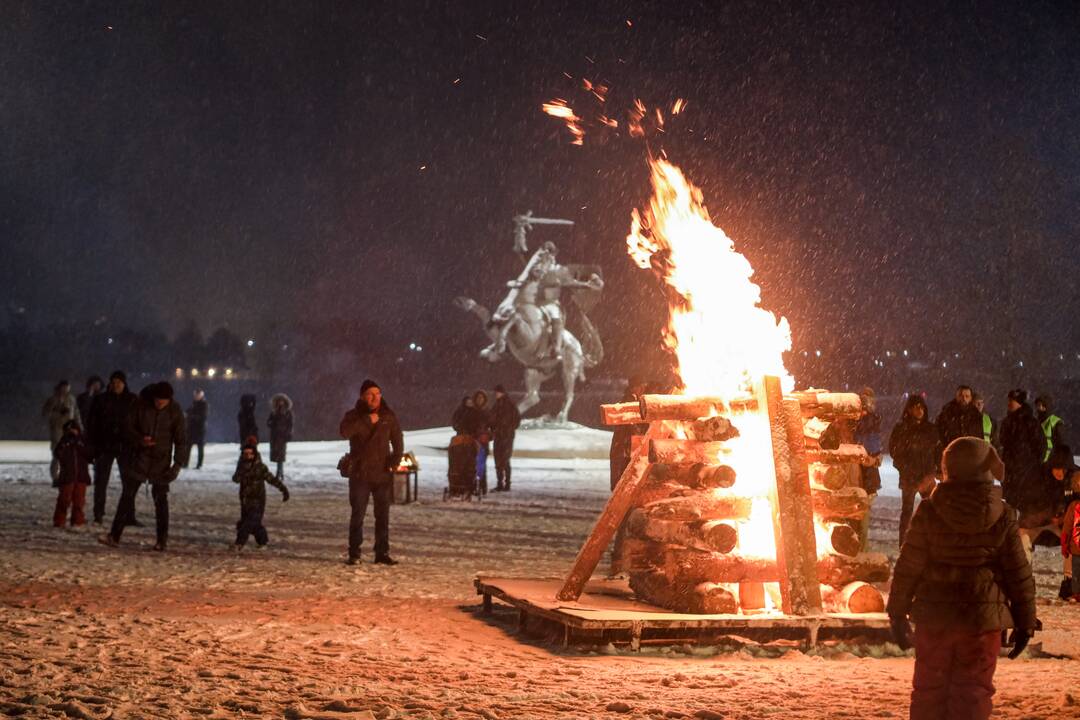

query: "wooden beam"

left=600, top=401, right=644, bottom=426
left=556, top=422, right=667, bottom=602
left=763, top=377, right=823, bottom=616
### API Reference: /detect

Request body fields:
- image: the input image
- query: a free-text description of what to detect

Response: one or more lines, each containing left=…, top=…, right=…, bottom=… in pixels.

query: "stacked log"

left=577, top=383, right=888, bottom=617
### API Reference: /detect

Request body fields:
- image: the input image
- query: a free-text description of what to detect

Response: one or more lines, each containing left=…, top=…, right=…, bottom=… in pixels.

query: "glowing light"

left=207, top=368, right=216, bottom=378
left=191, top=368, right=200, bottom=377
left=224, top=368, right=234, bottom=377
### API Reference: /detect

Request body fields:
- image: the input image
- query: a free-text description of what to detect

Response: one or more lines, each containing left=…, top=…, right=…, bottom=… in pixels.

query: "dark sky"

left=3, top=1, right=1080, bottom=373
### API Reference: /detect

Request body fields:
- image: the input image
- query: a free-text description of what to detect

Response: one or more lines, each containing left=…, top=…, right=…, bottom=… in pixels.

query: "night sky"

left=4, top=1, right=1080, bottom=379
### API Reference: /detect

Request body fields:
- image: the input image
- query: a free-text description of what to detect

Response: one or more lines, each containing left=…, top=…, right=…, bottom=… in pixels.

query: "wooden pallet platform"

left=475, top=576, right=890, bottom=650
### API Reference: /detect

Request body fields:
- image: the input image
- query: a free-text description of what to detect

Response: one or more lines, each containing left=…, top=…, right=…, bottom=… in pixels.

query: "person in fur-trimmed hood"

left=232, top=442, right=289, bottom=549
left=887, top=437, right=1036, bottom=720
left=267, top=393, right=294, bottom=481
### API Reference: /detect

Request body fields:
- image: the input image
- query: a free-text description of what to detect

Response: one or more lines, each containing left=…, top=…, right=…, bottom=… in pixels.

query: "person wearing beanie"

left=232, top=442, right=289, bottom=550
left=85, top=370, right=138, bottom=525
left=99, top=380, right=188, bottom=552
left=887, top=437, right=1037, bottom=720
left=1034, top=394, right=1067, bottom=464
left=52, top=419, right=92, bottom=527
left=490, top=385, right=521, bottom=491
left=888, top=394, right=942, bottom=547
left=998, top=389, right=1046, bottom=508
left=934, top=385, right=983, bottom=457
left=339, top=379, right=402, bottom=565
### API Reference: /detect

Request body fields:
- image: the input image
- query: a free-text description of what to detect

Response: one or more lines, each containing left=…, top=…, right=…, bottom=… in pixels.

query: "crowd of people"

left=450, top=385, right=522, bottom=494
left=41, top=373, right=312, bottom=555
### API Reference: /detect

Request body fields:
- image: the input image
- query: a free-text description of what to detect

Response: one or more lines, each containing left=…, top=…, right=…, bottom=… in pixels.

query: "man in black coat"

left=998, top=389, right=1047, bottom=509
left=76, top=376, right=103, bottom=429
left=490, top=385, right=521, bottom=492
left=186, top=389, right=209, bottom=469
left=936, top=385, right=983, bottom=453
left=339, top=379, right=403, bottom=565
left=86, top=370, right=138, bottom=525
left=100, top=381, right=188, bottom=551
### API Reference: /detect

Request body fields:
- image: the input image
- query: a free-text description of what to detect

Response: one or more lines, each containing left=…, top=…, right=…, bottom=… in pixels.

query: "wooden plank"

left=556, top=422, right=668, bottom=601
left=601, top=401, right=644, bottom=426
left=762, top=377, right=822, bottom=616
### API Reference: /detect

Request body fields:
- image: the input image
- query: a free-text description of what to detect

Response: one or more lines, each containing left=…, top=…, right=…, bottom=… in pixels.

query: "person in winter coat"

left=100, top=381, right=188, bottom=551
left=267, top=393, right=294, bottom=481
left=43, top=380, right=82, bottom=444
left=185, top=389, right=209, bottom=469
left=490, top=385, right=521, bottom=492
left=608, top=376, right=649, bottom=491
left=889, top=395, right=942, bottom=547
left=76, top=376, right=103, bottom=430
left=972, top=393, right=997, bottom=446
left=451, top=395, right=472, bottom=434
left=1035, top=394, right=1067, bottom=464
left=53, top=420, right=92, bottom=527
left=457, top=390, right=492, bottom=494
left=998, top=389, right=1046, bottom=509
left=339, top=379, right=403, bottom=565
left=232, top=442, right=289, bottom=549
left=86, top=371, right=139, bottom=525
left=935, top=385, right=983, bottom=455
left=887, top=437, right=1037, bottom=720
left=238, top=394, right=259, bottom=444
left=1061, top=472, right=1080, bottom=601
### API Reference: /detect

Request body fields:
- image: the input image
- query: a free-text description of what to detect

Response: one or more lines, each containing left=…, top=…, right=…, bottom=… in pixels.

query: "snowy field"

left=1, top=427, right=1079, bottom=719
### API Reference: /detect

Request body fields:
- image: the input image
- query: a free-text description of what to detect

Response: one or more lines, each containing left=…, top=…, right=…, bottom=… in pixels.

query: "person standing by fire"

left=889, top=395, right=942, bottom=547
left=339, top=379, right=403, bottom=566
left=887, top=437, right=1036, bottom=720
left=490, top=385, right=520, bottom=492
left=999, top=389, right=1046, bottom=508
left=935, top=385, right=982, bottom=453
left=87, top=371, right=138, bottom=525
left=608, top=376, right=648, bottom=491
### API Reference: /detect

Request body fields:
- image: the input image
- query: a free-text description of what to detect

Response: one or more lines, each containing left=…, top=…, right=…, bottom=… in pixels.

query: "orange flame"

left=627, top=158, right=794, bottom=397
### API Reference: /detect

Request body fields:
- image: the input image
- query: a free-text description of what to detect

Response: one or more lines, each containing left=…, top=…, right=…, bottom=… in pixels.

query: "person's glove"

left=1007, top=628, right=1034, bottom=659
left=889, top=615, right=913, bottom=650
left=281, top=487, right=290, bottom=503
left=168, top=463, right=182, bottom=482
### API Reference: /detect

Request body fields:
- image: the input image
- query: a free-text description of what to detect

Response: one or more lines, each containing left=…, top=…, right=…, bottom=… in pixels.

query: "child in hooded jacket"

left=232, top=443, right=289, bottom=549
left=887, top=437, right=1037, bottom=720
left=53, top=420, right=92, bottom=527
left=1061, top=472, right=1080, bottom=601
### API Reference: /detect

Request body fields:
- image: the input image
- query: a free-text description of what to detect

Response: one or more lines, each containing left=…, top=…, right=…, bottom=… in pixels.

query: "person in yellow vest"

left=972, top=393, right=997, bottom=447
left=1035, top=394, right=1066, bottom=464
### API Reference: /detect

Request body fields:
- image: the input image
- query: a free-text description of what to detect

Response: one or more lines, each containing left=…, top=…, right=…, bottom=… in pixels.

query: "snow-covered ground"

left=1, top=427, right=1078, bottom=719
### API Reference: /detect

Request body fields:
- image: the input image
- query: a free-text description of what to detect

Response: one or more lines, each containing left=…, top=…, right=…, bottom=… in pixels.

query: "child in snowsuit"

left=1061, top=473, right=1080, bottom=600
left=232, top=443, right=289, bottom=549
left=886, top=437, right=1036, bottom=720
left=53, top=420, right=92, bottom=527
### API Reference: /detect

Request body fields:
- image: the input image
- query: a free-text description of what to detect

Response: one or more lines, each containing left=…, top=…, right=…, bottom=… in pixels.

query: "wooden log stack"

left=556, top=379, right=887, bottom=617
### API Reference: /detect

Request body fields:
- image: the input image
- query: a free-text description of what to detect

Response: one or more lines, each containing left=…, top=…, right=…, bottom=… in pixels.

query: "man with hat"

left=86, top=370, right=139, bottom=525
left=100, top=381, right=188, bottom=551
left=339, top=379, right=403, bottom=565
left=998, top=389, right=1046, bottom=509
left=887, top=437, right=1036, bottom=720
left=490, top=384, right=521, bottom=492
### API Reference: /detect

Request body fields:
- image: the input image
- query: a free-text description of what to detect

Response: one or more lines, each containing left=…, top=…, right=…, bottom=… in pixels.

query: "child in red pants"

left=53, top=420, right=92, bottom=527
left=886, top=437, right=1037, bottom=720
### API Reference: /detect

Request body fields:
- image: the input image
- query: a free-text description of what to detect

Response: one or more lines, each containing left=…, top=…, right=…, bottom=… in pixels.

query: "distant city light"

left=207, top=368, right=217, bottom=378
left=191, top=368, right=200, bottom=377
left=107, top=337, right=113, bottom=344
left=409, top=342, right=416, bottom=350
left=175, top=368, right=183, bottom=379
left=225, top=368, right=234, bottom=377
left=902, top=350, right=909, bottom=357
left=246, top=339, right=255, bottom=347
left=942, top=362, right=948, bottom=368
left=814, top=350, right=821, bottom=357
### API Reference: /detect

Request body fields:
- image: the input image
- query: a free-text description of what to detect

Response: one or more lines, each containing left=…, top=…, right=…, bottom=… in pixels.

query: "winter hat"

left=153, top=382, right=174, bottom=400
left=494, top=384, right=506, bottom=394
left=109, top=370, right=127, bottom=384
left=942, top=437, right=1003, bottom=484
left=1007, top=389, right=1027, bottom=404
left=360, top=379, right=380, bottom=394
left=241, top=441, right=258, bottom=454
